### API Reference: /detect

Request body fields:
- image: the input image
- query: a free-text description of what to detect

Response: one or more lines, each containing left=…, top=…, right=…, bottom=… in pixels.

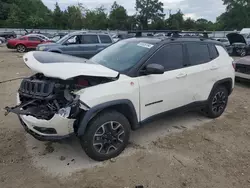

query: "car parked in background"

left=36, top=31, right=114, bottom=59
left=0, top=31, right=17, bottom=39
left=7, top=35, right=47, bottom=53
left=49, top=32, right=68, bottom=42
left=112, top=33, right=135, bottom=42
left=226, top=33, right=250, bottom=57
left=235, top=56, right=250, bottom=81
left=25, top=34, right=50, bottom=41
left=0, top=37, right=6, bottom=44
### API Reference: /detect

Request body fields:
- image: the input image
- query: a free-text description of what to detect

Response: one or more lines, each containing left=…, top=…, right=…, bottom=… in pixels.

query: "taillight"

left=232, top=61, right=236, bottom=70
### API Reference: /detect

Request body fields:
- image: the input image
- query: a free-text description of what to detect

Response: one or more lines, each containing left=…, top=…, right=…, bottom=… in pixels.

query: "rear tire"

left=16, top=44, right=26, bottom=53
left=204, top=86, right=228, bottom=118
left=80, top=110, right=131, bottom=161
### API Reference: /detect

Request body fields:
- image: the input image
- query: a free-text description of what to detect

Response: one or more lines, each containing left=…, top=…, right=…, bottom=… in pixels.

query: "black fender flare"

left=208, top=78, right=233, bottom=100
left=77, top=99, right=139, bottom=136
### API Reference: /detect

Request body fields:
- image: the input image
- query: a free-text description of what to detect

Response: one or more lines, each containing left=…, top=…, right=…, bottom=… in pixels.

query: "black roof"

left=123, top=36, right=223, bottom=47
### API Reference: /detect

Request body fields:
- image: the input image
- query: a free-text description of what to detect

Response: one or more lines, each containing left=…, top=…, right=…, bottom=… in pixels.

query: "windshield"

left=56, top=34, right=70, bottom=44
left=90, top=40, right=154, bottom=72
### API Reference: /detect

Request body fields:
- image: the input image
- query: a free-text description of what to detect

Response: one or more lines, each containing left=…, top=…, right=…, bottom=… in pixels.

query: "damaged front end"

left=5, top=73, right=115, bottom=140
left=5, top=73, right=83, bottom=120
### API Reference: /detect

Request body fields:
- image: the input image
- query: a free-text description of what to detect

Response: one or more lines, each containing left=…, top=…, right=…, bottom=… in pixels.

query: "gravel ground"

left=0, top=46, right=250, bottom=188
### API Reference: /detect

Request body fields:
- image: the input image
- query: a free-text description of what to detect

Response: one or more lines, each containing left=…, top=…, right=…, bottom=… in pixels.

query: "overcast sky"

left=42, top=0, right=226, bottom=22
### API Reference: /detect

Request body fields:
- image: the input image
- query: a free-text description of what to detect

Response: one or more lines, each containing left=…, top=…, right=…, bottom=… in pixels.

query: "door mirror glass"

left=144, top=64, right=164, bottom=75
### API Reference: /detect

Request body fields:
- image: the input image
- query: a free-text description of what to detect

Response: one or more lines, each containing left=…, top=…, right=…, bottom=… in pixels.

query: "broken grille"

left=19, top=79, right=55, bottom=98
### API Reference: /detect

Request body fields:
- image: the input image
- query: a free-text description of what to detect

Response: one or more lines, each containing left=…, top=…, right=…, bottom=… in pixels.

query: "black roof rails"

left=128, top=30, right=211, bottom=38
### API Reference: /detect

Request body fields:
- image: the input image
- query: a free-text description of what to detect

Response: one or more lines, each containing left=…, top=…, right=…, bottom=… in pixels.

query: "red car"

left=7, top=36, right=49, bottom=53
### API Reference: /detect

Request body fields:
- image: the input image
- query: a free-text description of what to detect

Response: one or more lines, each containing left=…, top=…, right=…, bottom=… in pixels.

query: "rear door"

left=27, top=37, right=43, bottom=49
left=183, top=42, right=218, bottom=102
left=79, top=35, right=100, bottom=59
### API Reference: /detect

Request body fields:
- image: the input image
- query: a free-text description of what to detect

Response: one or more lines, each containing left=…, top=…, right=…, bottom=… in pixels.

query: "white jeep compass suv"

left=5, top=36, right=235, bottom=161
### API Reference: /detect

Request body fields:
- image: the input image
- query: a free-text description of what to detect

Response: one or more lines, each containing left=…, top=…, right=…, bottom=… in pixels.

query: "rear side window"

left=28, top=37, right=41, bottom=41
left=209, top=44, right=219, bottom=60
left=19, top=37, right=26, bottom=40
left=99, top=35, right=112, bottom=43
left=82, top=35, right=99, bottom=44
left=147, top=44, right=184, bottom=71
left=186, top=43, right=210, bottom=65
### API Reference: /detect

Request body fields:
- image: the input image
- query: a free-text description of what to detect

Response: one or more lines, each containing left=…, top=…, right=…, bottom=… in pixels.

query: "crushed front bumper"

left=5, top=94, right=77, bottom=141
left=19, top=114, right=76, bottom=141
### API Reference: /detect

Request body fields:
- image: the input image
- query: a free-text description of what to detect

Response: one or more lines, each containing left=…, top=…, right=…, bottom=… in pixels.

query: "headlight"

left=39, top=46, right=46, bottom=51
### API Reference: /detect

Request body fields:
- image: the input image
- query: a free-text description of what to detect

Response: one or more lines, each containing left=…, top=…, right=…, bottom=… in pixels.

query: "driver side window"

left=64, top=35, right=81, bottom=45
left=146, top=43, right=184, bottom=72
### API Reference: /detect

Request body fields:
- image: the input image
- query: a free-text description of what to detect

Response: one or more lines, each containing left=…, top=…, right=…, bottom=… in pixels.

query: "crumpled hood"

left=23, top=51, right=119, bottom=80
left=227, top=33, right=247, bottom=45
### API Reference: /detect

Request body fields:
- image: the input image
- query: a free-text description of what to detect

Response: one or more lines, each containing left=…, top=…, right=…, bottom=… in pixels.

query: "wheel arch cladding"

left=77, top=99, right=139, bottom=136
left=209, top=78, right=233, bottom=99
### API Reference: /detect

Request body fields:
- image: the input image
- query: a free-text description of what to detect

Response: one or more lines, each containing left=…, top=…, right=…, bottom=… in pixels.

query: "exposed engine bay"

left=5, top=73, right=114, bottom=120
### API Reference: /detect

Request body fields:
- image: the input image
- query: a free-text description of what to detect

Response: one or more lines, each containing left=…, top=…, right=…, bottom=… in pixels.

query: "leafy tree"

left=85, top=6, right=108, bottom=29
left=67, top=5, right=83, bottom=29
left=216, top=0, right=250, bottom=30
left=5, top=3, right=24, bottom=27
left=109, top=1, right=128, bottom=30
left=195, top=18, right=215, bottom=31
left=166, top=10, right=184, bottom=30
left=52, top=2, right=64, bottom=29
left=135, top=0, right=165, bottom=29
left=183, top=18, right=196, bottom=30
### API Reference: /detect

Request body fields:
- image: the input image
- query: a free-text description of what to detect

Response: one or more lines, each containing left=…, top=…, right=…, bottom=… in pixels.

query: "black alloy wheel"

left=93, top=121, right=125, bottom=154
left=211, top=91, right=227, bottom=114
left=80, top=110, right=130, bottom=161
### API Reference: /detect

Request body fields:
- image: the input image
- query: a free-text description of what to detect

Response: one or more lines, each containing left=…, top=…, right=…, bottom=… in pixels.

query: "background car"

left=235, top=56, right=250, bottom=81
left=7, top=35, right=46, bottom=52
left=49, top=32, right=68, bottom=42
left=36, top=31, right=114, bottom=59
left=0, top=37, right=6, bottom=44
left=226, top=33, right=250, bottom=56
left=0, top=31, right=17, bottom=39
left=25, top=34, right=50, bottom=41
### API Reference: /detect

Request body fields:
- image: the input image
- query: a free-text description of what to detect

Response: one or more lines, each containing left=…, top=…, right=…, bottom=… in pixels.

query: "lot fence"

left=0, top=28, right=238, bottom=38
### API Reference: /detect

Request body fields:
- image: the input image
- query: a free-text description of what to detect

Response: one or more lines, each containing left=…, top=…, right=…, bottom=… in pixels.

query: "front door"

left=138, top=43, right=193, bottom=121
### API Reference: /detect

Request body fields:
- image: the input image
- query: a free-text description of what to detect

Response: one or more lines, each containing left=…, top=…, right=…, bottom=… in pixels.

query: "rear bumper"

left=235, top=72, right=250, bottom=80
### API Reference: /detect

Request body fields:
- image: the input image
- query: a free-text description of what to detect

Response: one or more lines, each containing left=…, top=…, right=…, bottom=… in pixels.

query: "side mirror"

left=142, top=64, right=165, bottom=75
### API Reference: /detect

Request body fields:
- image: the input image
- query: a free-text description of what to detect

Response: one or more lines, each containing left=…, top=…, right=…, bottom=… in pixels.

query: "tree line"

left=0, top=0, right=249, bottom=31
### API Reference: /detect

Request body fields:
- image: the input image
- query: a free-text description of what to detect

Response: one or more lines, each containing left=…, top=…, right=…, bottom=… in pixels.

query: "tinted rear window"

left=82, top=35, right=99, bottom=44
left=99, top=35, right=112, bottom=43
left=186, top=43, right=210, bottom=65
left=209, top=44, right=219, bottom=60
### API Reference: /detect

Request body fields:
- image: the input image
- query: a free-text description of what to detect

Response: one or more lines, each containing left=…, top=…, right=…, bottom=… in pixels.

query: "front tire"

left=204, top=86, right=228, bottom=118
left=16, top=44, right=26, bottom=53
left=80, top=110, right=131, bottom=161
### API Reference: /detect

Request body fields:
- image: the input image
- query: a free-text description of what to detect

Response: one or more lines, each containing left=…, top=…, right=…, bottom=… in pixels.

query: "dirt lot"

left=0, top=46, right=250, bottom=188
